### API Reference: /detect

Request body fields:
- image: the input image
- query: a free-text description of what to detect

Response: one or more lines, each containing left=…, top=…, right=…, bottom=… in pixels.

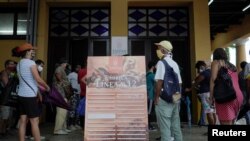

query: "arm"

left=194, top=74, right=205, bottom=88
left=184, top=72, right=205, bottom=93
left=81, top=75, right=87, bottom=84
left=154, top=79, right=163, bottom=105
left=210, top=61, right=219, bottom=103
left=31, top=65, right=50, bottom=91
left=154, top=61, right=164, bottom=105
left=1, top=71, right=9, bottom=86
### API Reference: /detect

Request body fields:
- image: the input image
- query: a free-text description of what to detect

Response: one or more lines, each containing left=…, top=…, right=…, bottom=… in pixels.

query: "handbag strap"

left=19, top=61, right=37, bottom=95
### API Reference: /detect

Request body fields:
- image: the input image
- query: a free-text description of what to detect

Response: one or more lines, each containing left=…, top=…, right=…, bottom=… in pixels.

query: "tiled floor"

left=1, top=123, right=208, bottom=141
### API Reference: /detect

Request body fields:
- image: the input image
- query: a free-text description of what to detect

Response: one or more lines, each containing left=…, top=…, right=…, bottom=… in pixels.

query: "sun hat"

left=17, top=43, right=35, bottom=53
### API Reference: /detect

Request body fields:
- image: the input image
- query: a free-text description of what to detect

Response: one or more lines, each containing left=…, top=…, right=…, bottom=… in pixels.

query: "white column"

left=236, top=42, right=247, bottom=71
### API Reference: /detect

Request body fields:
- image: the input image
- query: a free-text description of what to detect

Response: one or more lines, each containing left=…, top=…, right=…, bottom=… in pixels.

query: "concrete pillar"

left=236, top=43, right=247, bottom=71
left=190, top=0, right=211, bottom=123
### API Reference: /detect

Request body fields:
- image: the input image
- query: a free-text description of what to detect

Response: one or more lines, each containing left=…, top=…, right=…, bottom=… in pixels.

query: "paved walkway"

left=1, top=123, right=208, bottom=141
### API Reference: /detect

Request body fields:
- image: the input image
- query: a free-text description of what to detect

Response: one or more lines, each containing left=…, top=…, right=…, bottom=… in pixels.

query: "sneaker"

left=69, top=125, right=77, bottom=131
left=64, top=129, right=72, bottom=133
left=54, top=130, right=68, bottom=135
left=74, top=125, right=82, bottom=130
left=30, top=136, right=46, bottom=140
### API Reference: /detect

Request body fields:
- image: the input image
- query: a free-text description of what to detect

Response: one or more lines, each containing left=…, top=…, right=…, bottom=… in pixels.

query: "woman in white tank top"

left=12, top=43, right=50, bottom=141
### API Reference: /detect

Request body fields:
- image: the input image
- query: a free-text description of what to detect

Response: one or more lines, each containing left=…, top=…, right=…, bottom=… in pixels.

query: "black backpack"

left=160, top=59, right=180, bottom=103
left=0, top=76, right=19, bottom=107
left=213, top=66, right=236, bottom=103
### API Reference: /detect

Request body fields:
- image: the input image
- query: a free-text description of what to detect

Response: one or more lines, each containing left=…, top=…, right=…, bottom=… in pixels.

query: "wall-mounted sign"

left=111, top=36, right=128, bottom=56
left=84, top=56, right=149, bottom=141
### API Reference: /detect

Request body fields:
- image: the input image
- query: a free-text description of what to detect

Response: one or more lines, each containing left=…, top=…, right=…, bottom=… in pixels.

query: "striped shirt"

left=17, top=59, right=38, bottom=97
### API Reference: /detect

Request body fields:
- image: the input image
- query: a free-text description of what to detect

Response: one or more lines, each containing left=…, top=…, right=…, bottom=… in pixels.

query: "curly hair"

left=195, top=60, right=206, bottom=69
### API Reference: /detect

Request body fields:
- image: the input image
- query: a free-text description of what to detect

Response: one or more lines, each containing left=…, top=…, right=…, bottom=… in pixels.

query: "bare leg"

left=30, top=117, right=40, bottom=141
left=213, top=113, right=217, bottom=124
left=19, top=115, right=27, bottom=141
left=220, top=120, right=233, bottom=125
left=207, top=113, right=215, bottom=125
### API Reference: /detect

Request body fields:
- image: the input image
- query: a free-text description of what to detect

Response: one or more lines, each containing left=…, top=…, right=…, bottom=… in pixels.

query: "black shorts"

left=18, top=96, right=40, bottom=118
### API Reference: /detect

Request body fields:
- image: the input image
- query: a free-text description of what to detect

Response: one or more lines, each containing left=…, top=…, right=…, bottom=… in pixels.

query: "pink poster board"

left=84, top=56, right=149, bottom=141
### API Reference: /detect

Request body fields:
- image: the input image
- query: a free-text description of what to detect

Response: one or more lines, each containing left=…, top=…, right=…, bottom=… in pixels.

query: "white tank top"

left=17, top=59, right=38, bottom=97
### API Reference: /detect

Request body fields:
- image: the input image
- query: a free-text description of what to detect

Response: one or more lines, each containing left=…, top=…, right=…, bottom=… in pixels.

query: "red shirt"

left=78, top=68, right=87, bottom=97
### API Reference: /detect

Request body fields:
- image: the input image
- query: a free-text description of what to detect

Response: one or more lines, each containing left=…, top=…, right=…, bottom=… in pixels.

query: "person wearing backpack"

left=154, top=40, right=183, bottom=141
left=210, top=48, right=243, bottom=125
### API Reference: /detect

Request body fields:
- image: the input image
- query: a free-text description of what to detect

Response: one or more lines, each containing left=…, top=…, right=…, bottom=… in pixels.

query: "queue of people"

left=147, top=40, right=249, bottom=141
left=0, top=41, right=249, bottom=141
left=0, top=42, right=87, bottom=141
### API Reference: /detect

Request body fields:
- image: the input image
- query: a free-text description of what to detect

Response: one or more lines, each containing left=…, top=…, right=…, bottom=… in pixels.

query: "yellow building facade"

left=1, top=0, right=248, bottom=123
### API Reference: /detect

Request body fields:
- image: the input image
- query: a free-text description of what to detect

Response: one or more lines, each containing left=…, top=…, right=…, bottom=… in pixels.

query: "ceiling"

left=209, top=0, right=250, bottom=40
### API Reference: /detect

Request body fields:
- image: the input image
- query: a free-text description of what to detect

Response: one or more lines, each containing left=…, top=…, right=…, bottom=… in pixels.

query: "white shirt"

left=17, top=59, right=38, bottom=97
left=67, top=72, right=81, bottom=94
left=154, top=56, right=182, bottom=83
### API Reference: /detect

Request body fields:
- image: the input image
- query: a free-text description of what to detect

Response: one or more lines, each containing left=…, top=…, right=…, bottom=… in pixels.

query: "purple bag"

left=46, top=86, right=72, bottom=110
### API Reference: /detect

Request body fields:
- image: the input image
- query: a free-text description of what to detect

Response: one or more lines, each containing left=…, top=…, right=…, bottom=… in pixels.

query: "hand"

left=37, top=93, right=43, bottom=102
left=46, top=86, right=50, bottom=92
left=209, top=96, right=214, bottom=106
left=154, top=97, right=159, bottom=105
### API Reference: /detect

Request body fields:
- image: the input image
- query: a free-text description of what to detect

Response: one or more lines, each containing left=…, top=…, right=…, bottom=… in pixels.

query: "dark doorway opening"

left=70, top=38, right=89, bottom=66
left=47, top=38, right=88, bottom=84
left=46, top=38, right=89, bottom=122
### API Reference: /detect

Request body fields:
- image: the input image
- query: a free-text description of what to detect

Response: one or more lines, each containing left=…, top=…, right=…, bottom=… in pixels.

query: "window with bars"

left=50, top=8, right=110, bottom=37
left=128, top=8, right=188, bottom=37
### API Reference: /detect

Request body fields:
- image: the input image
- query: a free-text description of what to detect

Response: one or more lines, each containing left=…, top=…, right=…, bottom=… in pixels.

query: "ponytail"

left=12, top=46, right=20, bottom=57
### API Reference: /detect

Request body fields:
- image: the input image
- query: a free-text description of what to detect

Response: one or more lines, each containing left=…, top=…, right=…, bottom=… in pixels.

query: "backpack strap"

left=161, top=59, right=171, bottom=70
left=160, top=59, right=180, bottom=91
